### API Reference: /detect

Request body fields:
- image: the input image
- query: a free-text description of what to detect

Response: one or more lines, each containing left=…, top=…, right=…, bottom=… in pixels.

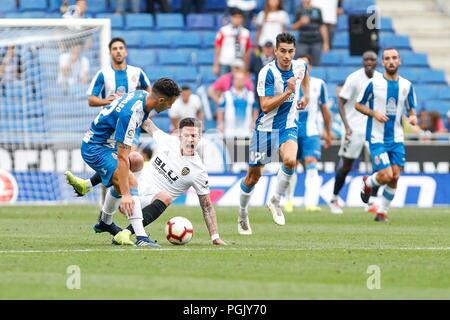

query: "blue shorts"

left=297, top=135, right=321, bottom=161
left=81, top=142, right=118, bottom=188
left=249, top=127, right=298, bottom=167
left=370, top=143, right=405, bottom=172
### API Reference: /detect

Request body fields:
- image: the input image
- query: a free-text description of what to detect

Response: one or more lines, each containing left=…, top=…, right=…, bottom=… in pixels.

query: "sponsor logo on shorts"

left=181, top=167, right=190, bottom=176
left=374, top=155, right=380, bottom=166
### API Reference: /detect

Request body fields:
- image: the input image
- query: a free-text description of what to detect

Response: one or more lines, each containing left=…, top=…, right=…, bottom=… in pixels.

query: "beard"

left=385, top=65, right=398, bottom=75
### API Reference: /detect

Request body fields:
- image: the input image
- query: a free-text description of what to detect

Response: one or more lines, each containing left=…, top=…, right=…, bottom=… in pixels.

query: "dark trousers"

left=181, top=0, right=205, bottom=15
left=146, top=0, right=171, bottom=13
left=297, top=42, right=323, bottom=66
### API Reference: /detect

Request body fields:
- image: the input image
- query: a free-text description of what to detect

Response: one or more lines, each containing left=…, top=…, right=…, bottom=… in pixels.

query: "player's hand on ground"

left=119, top=194, right=134, bottom=217
left=408, top=114, right=417, bottom=126
left=212, top=238, right=227, bottom=245
left=373, top=111, right=389, bottom=123
left=286, top=76, right=297, bottom=94
left=297, top=95, right=309, bottom=110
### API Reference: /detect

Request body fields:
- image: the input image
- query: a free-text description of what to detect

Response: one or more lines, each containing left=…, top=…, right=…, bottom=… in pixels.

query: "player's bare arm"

left=88, top=95, right=115, bottom=107
left=297, top=68, right=310, bottom=110
left=141, top=118, right=159, bottom=136
left=320, top=103, right=332, bottom=148
left=408, top=108, right=417, bottom=126
left=260, top=76, right=297, bottom=113
left=116, top=142, right=134, bottom=216
left=355, top=103, right=388, bottom=123
left=338, top=97, right=352, bottom=137
left=198, top=194, right=226, bottom=245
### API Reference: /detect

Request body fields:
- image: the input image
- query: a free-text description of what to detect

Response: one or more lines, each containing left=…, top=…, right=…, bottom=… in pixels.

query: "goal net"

left=0, top=19, right=110, bottom=204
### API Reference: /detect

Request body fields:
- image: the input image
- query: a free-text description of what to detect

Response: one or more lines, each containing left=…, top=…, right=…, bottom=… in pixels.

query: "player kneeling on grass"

left=113, top=117, right=226, bottom=246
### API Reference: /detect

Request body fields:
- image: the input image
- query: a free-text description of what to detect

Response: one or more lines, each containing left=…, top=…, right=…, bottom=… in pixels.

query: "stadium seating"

left=155, top=13, right=184, bottom=29
left=0, top=0, right=17, bottom=13
left=174, top=32, right=202, bottom=48
left=187, top=14, right=216, bottom=30
left=125, top=14, right=154, bottom=30
left=127, top=49, right=157, bottom=67
left=87, top=0, right=109, bottom=13
left=19, top=0, right=47, bottom=11
left=96, top=13, right=124, bottom=29
left=140, top=31, right=172, bottom=48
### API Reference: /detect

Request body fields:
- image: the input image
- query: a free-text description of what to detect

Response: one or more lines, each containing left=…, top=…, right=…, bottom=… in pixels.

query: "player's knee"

left=155, top=191, right=172, bottom=206
left=379, top=170, right=393, bottom=183
left=129, top=151, right=144, bottom=172
left=246, top=172, right=261, bottom=186
left=283, top=158, right=297, bottom=171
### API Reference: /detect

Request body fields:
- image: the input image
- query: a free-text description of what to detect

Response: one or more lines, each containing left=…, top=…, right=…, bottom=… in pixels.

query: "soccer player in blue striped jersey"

left=238, top=33, right=310, bottom=235
left=284, top=55, right=331, bottom=213
left=356, top=48, right=417, bottom=222
left=66, top=37, right=152, bottom=196
left=81, top=79, right=180, bottom=246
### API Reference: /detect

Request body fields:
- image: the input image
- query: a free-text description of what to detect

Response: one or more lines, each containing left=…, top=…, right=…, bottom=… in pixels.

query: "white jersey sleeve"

left=152, top=129, right=177, bottom=146
left=191, top=169, right=210, bottom=196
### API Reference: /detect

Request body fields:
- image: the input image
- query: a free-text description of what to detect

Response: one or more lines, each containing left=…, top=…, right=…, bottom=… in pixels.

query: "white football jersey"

left=138, top=130, right=210, bottom=198
left=339, top=68, right=382, bottom=135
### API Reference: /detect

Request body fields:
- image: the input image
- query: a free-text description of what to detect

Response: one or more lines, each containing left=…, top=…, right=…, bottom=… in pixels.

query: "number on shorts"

left=379, top=152, right=389, bottom=165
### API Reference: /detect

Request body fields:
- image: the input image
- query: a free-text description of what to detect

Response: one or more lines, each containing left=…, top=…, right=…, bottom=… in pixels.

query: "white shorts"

left=138, top=185, right=162, bottom=208
left=338, top=133, right=368, bottom=159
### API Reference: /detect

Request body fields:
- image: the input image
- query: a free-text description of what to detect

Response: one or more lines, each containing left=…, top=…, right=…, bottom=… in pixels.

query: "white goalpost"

left=0, top=19, right=111, bottom=204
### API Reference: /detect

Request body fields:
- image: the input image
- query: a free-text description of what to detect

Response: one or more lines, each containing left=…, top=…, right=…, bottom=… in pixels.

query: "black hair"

left=382, top=47, right=400, bottom=59
left=108, top=37, right=126, bottom=51
left=152, top=78, right=181, bottom=98
left=299, top=54, right=312, bottom=65
left=276, top=32, right=296, bottom=48
left=179, top=117, right=202, bottom=130
left=181, top=85, right=191, bottom=91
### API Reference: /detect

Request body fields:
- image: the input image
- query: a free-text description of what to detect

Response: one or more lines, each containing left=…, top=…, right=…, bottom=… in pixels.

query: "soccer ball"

left=165, top=216, right=194, bottom=245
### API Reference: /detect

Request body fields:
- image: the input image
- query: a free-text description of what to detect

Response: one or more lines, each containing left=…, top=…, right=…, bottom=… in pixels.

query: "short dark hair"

left=276, top=32, right=296, bottom=48
left=181, top=85, right=191, bottom=91
left=382, top=47, right=400, bottom=59
left=109, top=37, right=126, bottom=51
left=179, top=117, right=202, bottom=130
left=152, top=77, right=181, bottom=98
left=229, top=7, right=244, bottom=17
left=299, top=54, right=312, bottom=65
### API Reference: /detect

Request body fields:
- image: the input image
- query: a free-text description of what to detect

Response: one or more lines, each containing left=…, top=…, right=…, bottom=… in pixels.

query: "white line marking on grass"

left=0, top=247, right=449, bottom=254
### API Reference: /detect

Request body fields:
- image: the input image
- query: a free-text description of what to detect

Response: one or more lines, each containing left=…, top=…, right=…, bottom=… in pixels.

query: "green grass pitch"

left=0, top=205, right=449, bottom=299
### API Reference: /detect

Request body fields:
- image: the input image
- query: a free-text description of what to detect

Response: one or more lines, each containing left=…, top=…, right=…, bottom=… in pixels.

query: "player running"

left=65, top=37, right=151, bottom=196
left=238, top=33, right=309, bottom=235
left=80, top=79, right=180, bottom=246
left=284, top=55, right=331, bottom=213
left=357, top=48, right=417, bottom=222
left=329, top=51, right=381, bottom=214
left=112, top=117, right=227, bottom=246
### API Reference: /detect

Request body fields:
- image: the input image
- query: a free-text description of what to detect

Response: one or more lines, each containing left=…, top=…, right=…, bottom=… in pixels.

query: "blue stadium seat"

left=96, top=13, right=124, bottom=29
left=327, top=67, right=355, bottom=83
left=320, top=51, right=343, bottom=66
left=425, top=100, right=450, bottom=115
left=336, top=15, right=348, bottom=31
left=152, top=115, right=171, bottom=133
left=156, top=13, right=184, bottom=29
left=332, top=32, right=349, bottom=49
left=415, top=86, right=438, bottom=105
left=187, top=14, right=215, bottom=29
left=125, top=13, right=154, bottom=29
left=400, top=68, right=421, bottom=83
left=197, top=49, right=215, bottom=65
left=420, top=70, right=448, bottom=85
left=205, top=0, right=228, bottom=12
left=158, top=51, right=190, bottom=65
left=202, top=31, right=217, bottom=48
left=310, top=67, right=327, bottom=81
left=112, top=30, right=141, bottom=47
left=5, top=11, right=47, bottom=18
left=401, top=52, right=429, bottom=68
left=438, top=87, right=450, bottom=100
left=19, top=0, right=47, bottom=10
left=199, top=66, right=218, bottom=83
left=343, top=0, right=375, bottom=14
left=87, top=0, right=108, bottom=13
left=174, top=32, right=202, bottom=48
left=176, top=66, right=198, bottom=82
left=0, top=0, right=17, bottom=13
left=140, top=31, right=172, bottom=48
left=215, top=13, right=227, bottom=27
left=144, top=66, right=175, bottom=82
left=381, top=34, right=411, bottom=50
left=127, top=49, right=157, bottom=67
left=342, top=55, right=362, bottom=67
left=380, top=17, right=394, bottom=32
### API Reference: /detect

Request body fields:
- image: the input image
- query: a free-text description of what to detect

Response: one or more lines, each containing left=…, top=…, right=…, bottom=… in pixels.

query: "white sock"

left=366, top=172, right=381, bottom=188
left=273, top=165, right=295, bottom=204
left=285, top=171, right=297, bottom=202
left=129, top=195, right=147, bottom=237
left=304, top=166, right=320, bottom=207
left=239, top=179, right=254, bottom=217
left=331, top=194, right=339, bottom=202
left=381, top=186, right=396, bottom=214
left=86, top=179, right=93, bottom=188
left=101, top=188, right=121, bottom=225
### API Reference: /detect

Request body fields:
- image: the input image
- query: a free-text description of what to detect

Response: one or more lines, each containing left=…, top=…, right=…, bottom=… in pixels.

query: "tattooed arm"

left=141, top=118, right=159, bottom=136
left=198, top=194, right=226, bottom=245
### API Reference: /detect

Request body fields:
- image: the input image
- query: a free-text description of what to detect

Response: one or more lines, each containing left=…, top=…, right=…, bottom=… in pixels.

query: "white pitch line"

left=0, top=247, right=449, bottom=254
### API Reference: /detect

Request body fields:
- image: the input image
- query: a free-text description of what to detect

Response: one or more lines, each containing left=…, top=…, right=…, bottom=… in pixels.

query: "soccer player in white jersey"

left=357, top=48, right=417, bottom=222
left=65, top=37, right=152, bottom=196
left=80, top=79, right=181, bottom=247
left=238, top=33, right=310, bottom=235
left=284, top=55, right=331, bottom=213
left=112, top=118, right=227, bottom=246
left=329, top=51, right=382, bottom=214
